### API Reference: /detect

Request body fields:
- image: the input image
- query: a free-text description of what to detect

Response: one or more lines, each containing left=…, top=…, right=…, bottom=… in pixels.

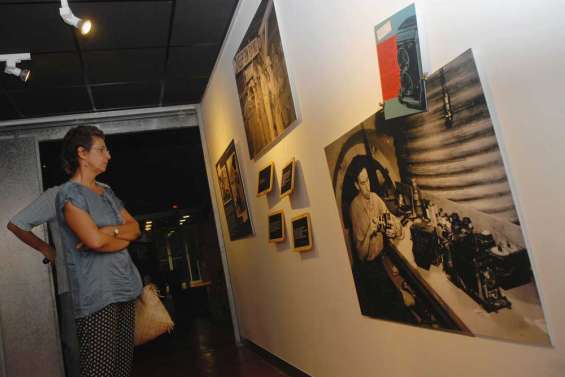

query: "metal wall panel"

left=0, top=138, right=63, bottom=377
left=0, top=315, right=6, bottom=377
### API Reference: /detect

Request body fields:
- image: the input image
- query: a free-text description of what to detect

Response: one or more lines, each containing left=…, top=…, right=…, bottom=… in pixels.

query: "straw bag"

left=134, top=284, right=174, bottom=346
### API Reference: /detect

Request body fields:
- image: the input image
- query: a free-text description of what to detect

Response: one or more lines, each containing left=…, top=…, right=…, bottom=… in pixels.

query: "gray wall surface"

left=0, top=138, right=63, bottom=377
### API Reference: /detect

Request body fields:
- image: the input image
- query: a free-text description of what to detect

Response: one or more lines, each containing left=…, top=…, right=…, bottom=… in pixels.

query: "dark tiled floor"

left=131, top=318, right=290, bottom=377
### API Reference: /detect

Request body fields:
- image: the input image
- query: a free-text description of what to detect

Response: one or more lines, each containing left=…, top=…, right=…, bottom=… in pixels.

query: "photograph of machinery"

left=233, top=0, right=298, bottom=159
left=324, top=49, right=549, bottom=345
left=375, top=3, right=427, bottom=120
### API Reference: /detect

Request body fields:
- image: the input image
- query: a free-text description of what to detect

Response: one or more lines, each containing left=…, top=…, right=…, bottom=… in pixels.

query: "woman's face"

left=82, top=136, right=111, bottom=174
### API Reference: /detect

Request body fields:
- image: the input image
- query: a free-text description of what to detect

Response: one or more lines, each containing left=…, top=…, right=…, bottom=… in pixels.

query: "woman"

left=55, top=126, right=142, bottom=377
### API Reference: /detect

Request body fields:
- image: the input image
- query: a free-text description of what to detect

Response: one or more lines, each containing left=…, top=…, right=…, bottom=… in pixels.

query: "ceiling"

left=0, top=0, right=239, bottom=122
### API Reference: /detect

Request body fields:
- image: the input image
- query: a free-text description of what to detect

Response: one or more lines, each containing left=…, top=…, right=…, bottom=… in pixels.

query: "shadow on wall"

left=290, top=160, right=310, bottom=210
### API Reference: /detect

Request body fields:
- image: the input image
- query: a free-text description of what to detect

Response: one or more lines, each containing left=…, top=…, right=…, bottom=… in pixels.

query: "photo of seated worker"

left=348, top=157, right=416, bottom=322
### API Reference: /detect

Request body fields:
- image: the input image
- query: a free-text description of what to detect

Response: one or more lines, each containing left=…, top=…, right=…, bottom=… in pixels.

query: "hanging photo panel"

left=280, top=158, right=296, bottom=198
left=375, top=3, right=427, bottom=120
left=268, top=209, right=285, bottom=243
left=234, top=0, right=299, bottom=159
left=291, top=213, right=313, bottom=253
left=257, top=162, right=275, bottom=196
left=216, top=140, right=254, bottom=241
left=324, top=49, right=549, bottom=345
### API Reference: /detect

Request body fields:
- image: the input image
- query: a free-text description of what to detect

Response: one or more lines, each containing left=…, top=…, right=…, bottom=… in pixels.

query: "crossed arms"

left=64, top=202, right=140, bottom=253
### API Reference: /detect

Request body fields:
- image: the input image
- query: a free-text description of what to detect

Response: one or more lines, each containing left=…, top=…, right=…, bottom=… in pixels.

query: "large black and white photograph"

left=324, top=50, right=549, bottom=345
left=216, top=140, right=254, bottom=241
left=233, top=0, right=298, bottom=159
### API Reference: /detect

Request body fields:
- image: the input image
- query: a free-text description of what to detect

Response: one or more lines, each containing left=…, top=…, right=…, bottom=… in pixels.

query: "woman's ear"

left=76, top=145, right=88, bottom=160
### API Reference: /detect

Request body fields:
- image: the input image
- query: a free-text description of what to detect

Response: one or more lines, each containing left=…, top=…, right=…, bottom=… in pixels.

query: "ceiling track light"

left=0, top=53, right=31, bottom=82
left=60, top=0, right=92, bottom=35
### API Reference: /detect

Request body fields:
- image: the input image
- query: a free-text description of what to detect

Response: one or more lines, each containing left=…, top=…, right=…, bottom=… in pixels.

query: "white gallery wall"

left=199, top=0, right=565, bottom=376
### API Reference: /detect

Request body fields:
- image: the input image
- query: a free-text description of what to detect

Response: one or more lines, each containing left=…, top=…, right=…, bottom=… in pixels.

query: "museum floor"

left=132, top=317, right=295, bottom=377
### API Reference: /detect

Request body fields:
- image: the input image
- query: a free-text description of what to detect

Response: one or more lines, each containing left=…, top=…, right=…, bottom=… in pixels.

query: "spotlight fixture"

left=59, top=0, right=92, bottom=35
left=0, top=53, right=31, bottom=82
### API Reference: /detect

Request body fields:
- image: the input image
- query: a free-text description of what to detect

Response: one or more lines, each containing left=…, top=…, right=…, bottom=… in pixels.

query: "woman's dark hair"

left=60, top=126, right=105, bottom=176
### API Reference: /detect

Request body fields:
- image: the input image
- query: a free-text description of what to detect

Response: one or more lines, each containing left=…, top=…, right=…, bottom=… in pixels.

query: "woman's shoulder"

left=96, top=181, right=111, bottom=190
left=97, top=182, right=124, bottom=208
left=96, top=181, right=116, bottom=197
left=58, top=180, right=82, bottom=195
left=56, top=181, right=88, bottom=210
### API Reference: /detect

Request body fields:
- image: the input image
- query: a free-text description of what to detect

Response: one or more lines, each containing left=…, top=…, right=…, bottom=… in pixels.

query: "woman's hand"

left=99, top=226, right=116, bottom=238
left=65, top=202, right=130, bottom=253
left=41, top=245, right=57, bottom=263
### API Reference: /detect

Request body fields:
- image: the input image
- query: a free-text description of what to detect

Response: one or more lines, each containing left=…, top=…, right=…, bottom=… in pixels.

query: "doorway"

left=38, top=126, right=236, bottom=375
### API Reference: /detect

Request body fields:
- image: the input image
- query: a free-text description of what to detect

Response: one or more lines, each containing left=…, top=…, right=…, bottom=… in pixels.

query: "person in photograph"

left=217, top=165, right=231, bottom=203
left=227, top=154, right=249, bottom=223
left=7, top=187, right=81, bottom=377
left=55, top=126, right=142, bottom=377
left=348, top=157, right=416, bottom=322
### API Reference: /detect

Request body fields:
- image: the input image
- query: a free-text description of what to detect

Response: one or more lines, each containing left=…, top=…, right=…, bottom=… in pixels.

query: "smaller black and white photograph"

left=291, top=213, right=312, bottom=253
left=268, top=209, right=285, bottom=243
left=280, top=158, right=296, bottom=198
left=216, top=140, right=254, bottom=241
left=233, top=0, right=298, bottom=159
left=374, top=3, right=427, bottom=120
left=257, top=162, right=274, bottom=196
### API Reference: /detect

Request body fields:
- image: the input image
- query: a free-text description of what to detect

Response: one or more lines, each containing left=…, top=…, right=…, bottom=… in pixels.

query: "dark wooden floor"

left=132, top=318, right=291, bottom=377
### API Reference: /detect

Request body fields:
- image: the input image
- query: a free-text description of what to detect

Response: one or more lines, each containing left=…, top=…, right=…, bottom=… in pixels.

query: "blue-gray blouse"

left=56, top=181, right=142, bottom=319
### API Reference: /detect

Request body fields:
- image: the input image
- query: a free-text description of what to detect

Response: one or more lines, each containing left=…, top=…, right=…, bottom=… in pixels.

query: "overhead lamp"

left=0, top=53, right=31, bottom=82
left=182, top=215, right=190, bottom=219
left=59, top=0, right=92, bottom=35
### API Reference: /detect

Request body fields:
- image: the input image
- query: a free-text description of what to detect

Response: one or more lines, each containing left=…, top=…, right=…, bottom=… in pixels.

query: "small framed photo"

left=216, top=140, right=253, bottom=240
left=268, top=209, right=285, bottom=243
left=257, top=162, right=275, bottom=197
left=291, top=213, right=312, bottom=252
left=280, top=158, right=296, bottom=198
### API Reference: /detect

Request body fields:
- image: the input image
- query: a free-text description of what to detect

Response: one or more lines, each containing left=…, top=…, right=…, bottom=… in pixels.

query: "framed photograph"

left=291, top=213, right=312, bottom=252
left=375, top=3, right=427, bottom=120
left=323, top=49, right=549, bottom=345
left=215, top=140, right=253, bottom=241
left=279, top=158, right=296, bottom=198
left=233, top=0, right=299, bottom=159
left=268, top=209, right=285, bottom=243
left=257, top=162, right=275, bottom=197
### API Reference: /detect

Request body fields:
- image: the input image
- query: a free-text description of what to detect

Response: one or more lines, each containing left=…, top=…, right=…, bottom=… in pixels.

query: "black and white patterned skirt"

left=75, top=301, right=135, bottom=377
